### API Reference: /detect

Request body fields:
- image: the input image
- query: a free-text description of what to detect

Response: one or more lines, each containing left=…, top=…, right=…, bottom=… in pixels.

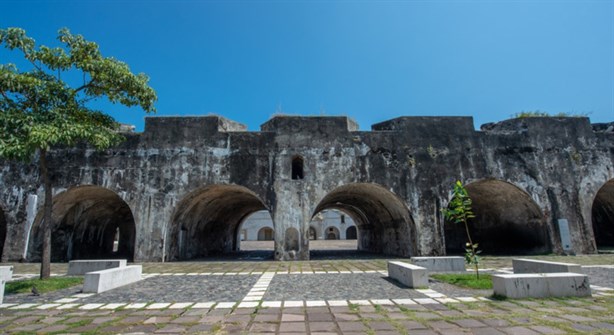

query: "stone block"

left=0, top=266, right=13, bottom=282
left=492, top=273, right=591, bottom=299
left=388, top=261, right=428, bottom=288
left=83, top=265, right=142, bottom=293
left=512, top=258, right=582, bottom=274
left=410, top=257, right=465, bottom=272
left=67, top=259, right=127, bottom=276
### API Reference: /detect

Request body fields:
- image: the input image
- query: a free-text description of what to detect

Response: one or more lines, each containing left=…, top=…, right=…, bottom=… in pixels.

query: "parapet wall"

left=0, top=115, right=612, bottom=262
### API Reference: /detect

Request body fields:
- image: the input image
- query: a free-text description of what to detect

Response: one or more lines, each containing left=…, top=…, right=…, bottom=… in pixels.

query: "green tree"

left=442, top=181, right=481, bottom=279
left=0, top=27, right=156, bottom=278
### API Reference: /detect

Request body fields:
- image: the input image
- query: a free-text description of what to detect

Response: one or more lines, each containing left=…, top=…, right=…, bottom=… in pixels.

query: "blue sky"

left=1, top=0, right=612, bottom=131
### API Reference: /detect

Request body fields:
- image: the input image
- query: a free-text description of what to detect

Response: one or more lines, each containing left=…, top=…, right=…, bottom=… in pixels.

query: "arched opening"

left=346, top=226, right=357, bottom=240
left=168, top=184, right=271, bottom=260
left=257, top=227, right=274, bottom=241
left=592, top=179, right=614, bottom=249
left=308, top=226, right=317, bottom=240
left=325, top=226, right=340, bottom=240
left=0, top=206, right=6, bottom=261
left=28, top=185, right=136, bottom=262
left=444, top=179, right=550, bottom=255
left=112, top=227, right=120, bottom=252
left=311, top=183, right=416, bottom=257
left=291, top=156, right=304, bottom=180
left=284, top=228, right=300, bottom=253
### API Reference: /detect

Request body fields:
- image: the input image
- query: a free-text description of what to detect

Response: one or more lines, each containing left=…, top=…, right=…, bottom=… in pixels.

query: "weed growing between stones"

left=442, top=180, right=481, bottom=279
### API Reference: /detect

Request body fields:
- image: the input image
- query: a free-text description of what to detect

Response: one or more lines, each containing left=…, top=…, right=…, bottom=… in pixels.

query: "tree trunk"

left=39, top=148, right=52, bottom=279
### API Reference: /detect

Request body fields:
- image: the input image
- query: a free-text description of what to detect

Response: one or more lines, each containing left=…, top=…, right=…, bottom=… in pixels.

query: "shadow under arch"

left=444, top=179, right=550, bottom=255
left=592, top=179, right=614, bottom=249
left=28, top=185, right=136, bottom=262
left=0, top=204, right=6, bottom=261
left=312, top=183, right=417, bottom=257
left=168, top=184, right=270, bottom=261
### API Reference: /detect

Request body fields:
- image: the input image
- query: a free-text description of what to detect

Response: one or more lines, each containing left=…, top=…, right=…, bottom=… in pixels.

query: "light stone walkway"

left=1, top=257, right=614, bottom=334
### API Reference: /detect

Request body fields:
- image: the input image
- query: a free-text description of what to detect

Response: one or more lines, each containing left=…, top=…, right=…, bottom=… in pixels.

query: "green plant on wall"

left=442, top=180, right=481, bottom=279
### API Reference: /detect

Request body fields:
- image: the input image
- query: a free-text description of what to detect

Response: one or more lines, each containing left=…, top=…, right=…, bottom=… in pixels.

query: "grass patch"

left=5, top=276, right=83, bottom=294
left=431, top=273, right=492, bottom=289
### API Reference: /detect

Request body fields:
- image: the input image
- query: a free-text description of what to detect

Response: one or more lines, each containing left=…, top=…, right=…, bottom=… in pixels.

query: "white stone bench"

left=67, top=259, right=127, bottom=276
left=0, top=266, right=13, bottom=282
left=512, top=258, right=582, bottom=274
left=492, top=273, right=591, bottom=299
left=0, top=266, right=12, bottom=303
left=388, top=261, right=428, bottom=288
left=410, top=256, right=465, bottom=272
left=83, top=265, right=142, bottom=293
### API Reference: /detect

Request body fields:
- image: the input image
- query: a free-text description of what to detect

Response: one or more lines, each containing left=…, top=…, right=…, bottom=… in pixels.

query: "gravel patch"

left=85, top=275, right=259, bottom=303
left=583, top=266, right=614, bottom=288
left=263, top=273, right=427, bottom=301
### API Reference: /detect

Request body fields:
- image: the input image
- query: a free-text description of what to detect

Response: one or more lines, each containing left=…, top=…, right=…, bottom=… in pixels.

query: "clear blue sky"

left=1, top=0, right=612, bottom=131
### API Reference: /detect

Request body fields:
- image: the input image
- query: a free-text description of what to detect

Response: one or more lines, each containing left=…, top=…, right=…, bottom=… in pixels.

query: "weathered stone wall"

left=0, top=115, right=612, bottom=262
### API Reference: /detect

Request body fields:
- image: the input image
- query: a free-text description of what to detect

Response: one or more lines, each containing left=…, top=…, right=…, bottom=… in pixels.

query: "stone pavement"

left=1, top=256, right=613, bottom=334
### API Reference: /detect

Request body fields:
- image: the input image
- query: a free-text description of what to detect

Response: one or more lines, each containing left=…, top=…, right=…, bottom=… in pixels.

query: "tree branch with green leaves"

left=0, top=27, right=157, bottom=278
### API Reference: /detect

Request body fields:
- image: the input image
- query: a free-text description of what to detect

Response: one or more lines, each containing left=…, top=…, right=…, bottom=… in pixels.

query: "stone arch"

left=312, top=183, right=416, bottom=256
left=346, top=226, right=357, bottom=240
left=257, top=227, right=274, bottom=241
left=592, top=179, right=614, bottom=248
left=28, top=185, right=136, bottom=262
left=325, top=226, right=340, bottom=240
left=444, top=179, right=549, bottom=255
left=0, top=204, right=6, bottom=261
left=168, top=184, right=269, bottom=260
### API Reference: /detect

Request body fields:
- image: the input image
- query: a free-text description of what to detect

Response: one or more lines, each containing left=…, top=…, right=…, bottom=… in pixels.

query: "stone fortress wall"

left=0, top=115, right=612, bottom=262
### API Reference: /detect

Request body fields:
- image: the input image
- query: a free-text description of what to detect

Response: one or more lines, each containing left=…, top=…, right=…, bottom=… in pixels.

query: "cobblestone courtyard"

left=1, top=254, right=613, bottom=334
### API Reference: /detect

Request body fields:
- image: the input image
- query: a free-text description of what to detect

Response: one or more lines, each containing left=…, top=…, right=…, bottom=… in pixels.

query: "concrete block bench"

left=388, top=261, right=428, bottom=288
left=0, top=266, right=12, bottom=303
left=83, top=265, right=142, bottom=293
left=68, top=259, right=127, bottom=276
left=512, top=258, right=582, bottom=274
left=410, top=256, right=465, bottom=272
left=493, top=273, right=591, bottom=299
left=0, top=266, right=13, bottom=282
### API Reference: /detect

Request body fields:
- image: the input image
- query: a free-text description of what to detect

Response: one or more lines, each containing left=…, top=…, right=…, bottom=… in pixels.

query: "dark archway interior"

left=445, top=179, right=550, bottom=255
left=169, top=185, right=268, bottom=260
left=28, top=186, right=136, bottom=262
left=292, top=156, right=304, bottom=180
left=312, top=183, right=416, bottom=257
left=592, top=179, right=614, bottom=248
left=346, top=226, right=357, bottom=240
left=0, top=207, right=6, bottom=261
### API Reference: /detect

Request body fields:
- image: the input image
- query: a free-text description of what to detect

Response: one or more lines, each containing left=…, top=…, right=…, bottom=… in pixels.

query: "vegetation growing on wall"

left=511, top=110, right=588, bottom=118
